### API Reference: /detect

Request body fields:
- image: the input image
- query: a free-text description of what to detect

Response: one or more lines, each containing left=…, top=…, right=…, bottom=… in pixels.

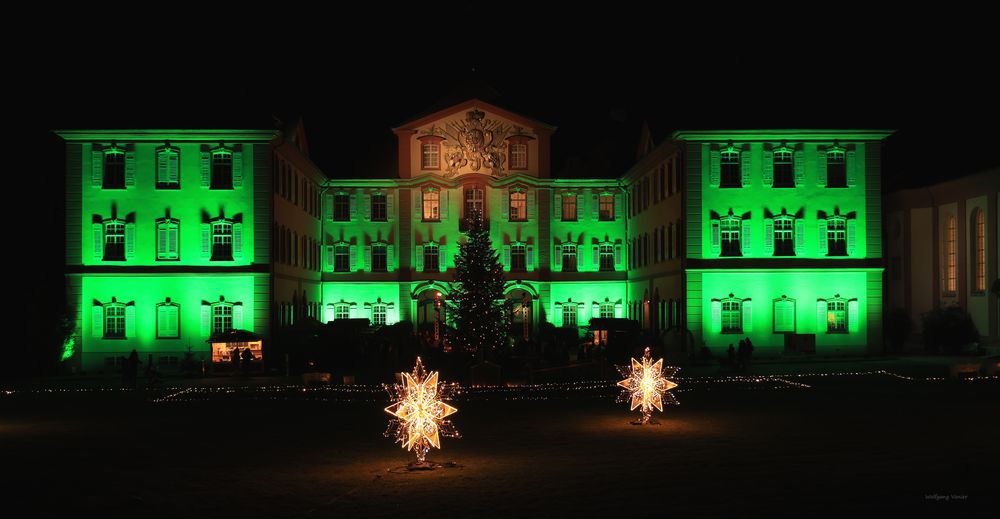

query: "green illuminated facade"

left=60, top=103, right=890, bottom=369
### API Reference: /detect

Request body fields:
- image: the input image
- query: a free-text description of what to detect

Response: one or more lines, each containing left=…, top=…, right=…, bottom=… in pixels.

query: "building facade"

left=60, top=102, right=892, bottom=369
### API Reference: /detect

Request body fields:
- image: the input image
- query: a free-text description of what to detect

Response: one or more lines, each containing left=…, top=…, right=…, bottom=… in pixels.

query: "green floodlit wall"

left=549, top=281, right=627, bottom=335
left=322, top=283, right=403, bottom=325
left=693, top=270, right=872, bottom=355
left=81, top=275, right=257, bottom=365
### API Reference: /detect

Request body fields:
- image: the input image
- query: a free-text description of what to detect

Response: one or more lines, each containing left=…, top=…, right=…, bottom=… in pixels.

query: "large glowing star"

left=384, top=357, right=459, bottom=463
left=617, top=347, right=680, bottom=424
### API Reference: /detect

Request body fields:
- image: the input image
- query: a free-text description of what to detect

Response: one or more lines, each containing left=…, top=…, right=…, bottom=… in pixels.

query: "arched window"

left=720, top=146, right=741, bottom=188
left=156, top=145, right=180, bottom=188
left=422, top=188, right=440, bottom=221
left=156, top=218, right=180, bottom=260
left=972, top=209, right=986, bottom=293
left=825, top=146, right=847, bottom=187
left=156, top=298, right=180, bottom=339
left=509, top=190, right=527, bottom=221
left=772, top=146, right=795, bottom=188
left=945, top=214, right=957, bottom=293
left=103, top=145, right=126, bottom=189
left=210, top=148, right=233, bottom=189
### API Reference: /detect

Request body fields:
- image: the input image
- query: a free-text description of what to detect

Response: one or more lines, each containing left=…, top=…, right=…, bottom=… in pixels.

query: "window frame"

left=510, top=243, right=527, bottom=272
left=104, top=302, right=126, bottom=339
left=103, top=218, right=126, bottom=261
left=211, top=302, right=234, bottom=335
left=371, top=242, right=388, bottom=272
left=210, top=148, right=234, bottom=190
left=772, top=146, right=795, bottom=188
left=972, top=209, right=986, bottom=293
left=156, top=146, right=180, bottom=189
left=598, top=194, right=615, bottom=221
left=599, top=243, right=615, bottom=271
left=773, top=215, right=795, bottom=256
left=103, top=146, right=126, bottom=189
left=423, top=242, right=440, bottom=272
left=772, top=296, right=796, bottom=334
left=156, top=218, right=180, bottom=261
left=333, top=243, right=350, bottom=272
left=721, top=297, right=742, bottom=334
left=720, top=214, right=742, bottom=257
left=561, top=243, right=577, bottom=272
left=370, top=192, right=388, bottom=222
left=333, top=193, right=351, bottom=222
left=561, top=193, right=578, bottom=221
left=720, top=146, right=741, bottom=188
left=156, top=300, right=180, bottom=339
left=211, top=219, right=234, bottom=261
left=826, top=147, right=847, bottom=188
left=509, top=189, right=528, bottom=222
left=562, top=303, right=578, bottom=328
left=826, top=297, right=848, bottom=334
left=422, top=188, right=440, bottom=222
left=826, top=216, right=847, bottom=256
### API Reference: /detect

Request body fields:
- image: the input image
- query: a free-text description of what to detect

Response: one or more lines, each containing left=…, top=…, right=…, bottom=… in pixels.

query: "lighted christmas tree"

left=450, top=210, right=510, bottom=358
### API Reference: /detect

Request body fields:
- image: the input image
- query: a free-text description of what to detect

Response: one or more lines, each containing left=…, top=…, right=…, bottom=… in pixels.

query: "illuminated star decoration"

left=617, top=347, right=680, bottom=424
left=384, top=357, right=459, bottom=464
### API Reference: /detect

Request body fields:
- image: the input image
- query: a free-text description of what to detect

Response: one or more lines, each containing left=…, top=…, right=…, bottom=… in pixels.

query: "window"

left=945, top=214, right=957, bottom=293
left=333, top=193, right=350, bottom=221
left=211, top=149, right=233, bottom=189
left=973, top=209, right=986, bottom=293
left=599, top=194, right=615, bottom=221
left=773, top=216, right=794, bottom=256
left=721, top=148, right=741, bottom=188
left=827, top=217, right=847, bottom=256
left=423, top=189, right=440, bottom=221
left=421, top=141, right=440, bottom=169
left=157, top=301, right=179, bottom=339
left=599, top=244, right=614, bottom=271
left=509, top=190, right=527, bottom=221
left=600, top=302, right=614, bottom=319
left=104, top=220, right=126, bottom=261
left=827, top=299, right=847, bottom=333
left=211, top=221, right=233, bottom=261
left=424, top=243, right=439, bottom=272
left=773, top=297, right=795, bottom=333
left=105, top=303, right=126, bottom=338
left=156, top=147, right=180, bottom=188
left=772, top=148, right=794, bottom=187
left=562, top=243, right=577, bottom=272
left=464, top=187, right=484, bottom=219
left=722, top=298, right=742, bottom=333
left=372, top=304, right=387, bottom=326
left=562, top=194, right=577, bottom=221
left=212, top=303, right=233, bottom=335
left=371, top=193, right=387, bottom=221
left=826, top=148, right=846, bottom=187
left=156, top=219, right=179, bottom=260
left=510, top=142, right=527, bottom=169
left=103, top=147, right=126, bottom=189
left=563, top=304, right=577, bottom=327
left=372, top=243, right=387, bottom=272
left=510, top=244, right=527, bottom=272
left=334, top=303, right=350, bottom=321
left=334, top=243, right=350, bottom=272
left=721, top=215, right=742, bottom=257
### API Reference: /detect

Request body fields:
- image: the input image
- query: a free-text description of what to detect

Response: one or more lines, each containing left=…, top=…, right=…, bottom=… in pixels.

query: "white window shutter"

left=91, top=149, right=104, bottom=186
left=501, top=190, right=509, bottom=221
left=554, top=194, right=562, bottom=221
left=847, top=219, right=857, bottom=256
left=846, top=150, right=858, bottom=186
left=710, top=300, right=722, bottom=333
left=169, top=224, right=179, bottom=257
left=742, top=299, right=752, bottom=332
left=526, top=190, right=536, bottom=220
left=125, top=150, right=136, bottom=187
left=232, top=149, right=243, bottom=187
left=168, top=152, right=179, bottom=184
left=741, top=150, right=751, bottom=186
left=365, top=304, right=373, bottom=324
left=201, top=224, right=211, bottom=258
left=349, top=194, right=357, bottom=220
left=415, top=245, right=424, bottom=272
left=816, top=148, right=827, bottom=186
left=816, top=300, right=828, bottom=333
left=440, top=190, right=449, bottom=220
left=233, top=303, right=244, bottom=330
left=233, top=223, right=243, bottom=258
left=325, top=246, right=334, bottom=271
left=363, top=194, right=371, bottom=220
left=200, top=151, right=210, bottom=187
left=818, top=220, right=828, bottom=255
left=414, top=189, right=422, bottom=219
left=741, top=218, right=752, bottom=256
left=125, top=222, right=136, bottom=259
left=592, top=245, right=599, bottom=267
left=848, top=300, right=860, bottom=333
left=157, top=152, right=168, bottom=183
left=592, top=302, right=599, bottom=320
left=553, top=302, right=563, bottom=327
left=387, top=304, right=398, bottom=325
left=709, top=150, right=720, bottom=187
left=576, top=195, right=585, bottom=221
left=386, top=192, right=395, bottom=220
left=554, top=244, right=562, bottom=271
left=615, top=302, right=623, bottom=318
left=438, top=245, right=447, bottom=272
left=387, top=244, right=395, bottom=272
left=762, top=150, right=773, bottom=186
left=157, top=224, right=167, bottom=257
left=92, top=305, right=104, bottom=338
left=526, top=245, right=534, bottom=271
left=614, top=193, right=623, bottom=220
left=363, top=246, right=372, bottom=272
left=349, top=303, right=358, bottom=319
left=764, top=218, right=774, bottom=255
left=349, top=244, right=358, bottom=271
left=591, top=194, right=599, bottom=220
left=793, top=149, right=804, bottom=186
left=711, top=220, right=721, bottom=256
left=794, top=218, right=805, bottom=256
left=503, top=245, right=511, bottom=271
left=325, top=305, right=335, bottom=323
left=201, top=305, right=211, bottom=336
left=615, top=243, right=623, bottom=269
left=93, top=223, right=104, bottom=260
left=577, top=302, right=584, bottom=324
left=323, top=193, right=333, bottom=220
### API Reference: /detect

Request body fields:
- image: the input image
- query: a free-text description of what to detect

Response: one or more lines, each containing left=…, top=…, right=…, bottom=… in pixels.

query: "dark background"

left=13, top=11, right=999, bottom=377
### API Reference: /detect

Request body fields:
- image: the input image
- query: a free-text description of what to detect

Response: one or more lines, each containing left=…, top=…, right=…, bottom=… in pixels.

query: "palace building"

left=59, top=100, right=891, bottom=369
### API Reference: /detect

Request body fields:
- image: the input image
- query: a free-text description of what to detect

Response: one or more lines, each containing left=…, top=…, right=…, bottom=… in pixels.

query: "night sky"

left=18, top=21, right=999, bottom=374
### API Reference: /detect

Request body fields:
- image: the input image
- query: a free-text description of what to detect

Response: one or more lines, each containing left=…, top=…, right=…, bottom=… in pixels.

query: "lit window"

left=372, top=243, right=387, bottom=272
left=510, top=143, right=527, bottom=169
left=599, top=244, right=614, bottom=271
left=421, top=142, right=440, bottom=169
left=773, top=297, right=795, bottom=333
left=721, top=215, right=742, bottom=257
left=211, top=149, right=233, bottom=189
left=509, top=191, right=527, bottom=221
left=464, top=187, right=484, bottom=219
left=563, top=304, right=577, bottom=327
left=212, top=303, right=233, bottom=335
left=827, top=217, right=847, bottom=256
left=423, top=189, right=440, bottom=221
left=772, top=148, right=794, bottom=188
left=599, top=194, right=615, bottom=221
left=104, top=302, right=126, bottom=338
left=104, top=220, right=126, bottom=261
left=334, top=243, right=350, bottom=272
left=562, top=194, right=577, bottom=221
left=156, top=219, right=179, bottom=260
left=773, top=216, right=795, bottom=256
left=511, top=244, right=526, bottom=271
left=973, top=209, right=986, bottom=292
left=372, top=304, right=387, bottom=326
left=104, top=147, right=126, bottom=189
left=826, top=149, right=846, bottom=187
left=720, top=148, right=741, bottom=188
left=945, top=214, right=956, bottom=293
left=334, top=304, right=350, bottom=321
left=211, top=221, right=233, bottom=261
left=333, top=194, right=350, bottom=221
left=562, top=243, right=577, bottom=272
left=371, top=193, right=387, bottom=221
left=827, top=299, right=847, bottom=333
left=157, top=301, right=179, bottom=339
left=722, top=298, right=742, bottom=333
left=424, top=243, right=439, bottom=272
left=156, top=147, right=180, bottom=188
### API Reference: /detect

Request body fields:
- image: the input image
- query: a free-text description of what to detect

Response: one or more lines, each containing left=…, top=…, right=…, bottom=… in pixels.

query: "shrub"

left=921, top=304, right=979, bottom=355
left=885, top=307, right=913, bottom=353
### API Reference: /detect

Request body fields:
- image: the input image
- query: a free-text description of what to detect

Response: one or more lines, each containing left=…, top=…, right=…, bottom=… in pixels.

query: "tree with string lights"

left=449, top=210, right=509, bottom=359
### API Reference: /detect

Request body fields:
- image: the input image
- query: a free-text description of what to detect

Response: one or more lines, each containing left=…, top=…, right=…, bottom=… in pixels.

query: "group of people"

left=120, top=349, right=161, bottom=388
left=726, top=337, right=754, bottom=371
left=230, top=347, right=256, bottom=375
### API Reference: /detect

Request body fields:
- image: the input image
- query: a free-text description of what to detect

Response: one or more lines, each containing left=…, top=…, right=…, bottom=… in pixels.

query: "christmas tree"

left=450, top=210, right=509, bottom=359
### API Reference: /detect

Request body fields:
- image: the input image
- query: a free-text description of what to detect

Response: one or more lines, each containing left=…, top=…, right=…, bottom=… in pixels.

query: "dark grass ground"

left=2, top=374, right=997, bottom=517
